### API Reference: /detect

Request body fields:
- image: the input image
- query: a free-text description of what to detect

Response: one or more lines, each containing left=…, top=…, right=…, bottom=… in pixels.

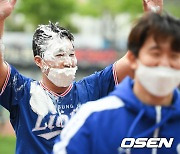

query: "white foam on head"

left=38, top=25, right=76, bottom=67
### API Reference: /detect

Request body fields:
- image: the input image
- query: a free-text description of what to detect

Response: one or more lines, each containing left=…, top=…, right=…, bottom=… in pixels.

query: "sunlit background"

left=0, top=0, right=179, bottom=153
left=3, top=0, right=180, bottom=80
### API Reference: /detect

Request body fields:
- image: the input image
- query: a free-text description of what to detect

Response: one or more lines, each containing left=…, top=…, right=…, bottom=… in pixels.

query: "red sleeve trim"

left=40, top=81, right=73, bottom=97
left=0, top=63, right=11, bottom=95
left=113, top=63, right=118, bottom=85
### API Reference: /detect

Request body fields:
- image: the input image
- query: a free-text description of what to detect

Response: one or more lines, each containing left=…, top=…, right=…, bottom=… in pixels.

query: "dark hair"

left=32, top=22, right=74, bottom=57
left=128, top=13, right=180, bottom=57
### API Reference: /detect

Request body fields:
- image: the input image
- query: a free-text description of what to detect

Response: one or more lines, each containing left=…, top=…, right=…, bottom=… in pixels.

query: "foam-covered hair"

left=32, top=22, right=74, bottom=57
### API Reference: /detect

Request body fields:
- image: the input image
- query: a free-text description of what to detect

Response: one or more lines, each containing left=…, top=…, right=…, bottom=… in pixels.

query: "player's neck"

left=41, top=75, right=69, bottom=94
left=133, top=80, right=173, bottom=106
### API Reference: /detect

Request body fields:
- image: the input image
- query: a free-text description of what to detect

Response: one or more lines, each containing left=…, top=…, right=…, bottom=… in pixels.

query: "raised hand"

left=143, top=0, right=163, bottom=13
left=0, top=0, right=17, bottom=21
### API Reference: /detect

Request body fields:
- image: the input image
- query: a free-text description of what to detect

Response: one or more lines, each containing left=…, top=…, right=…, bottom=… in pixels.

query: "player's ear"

left=126, top=51, right=138, bottom=70
left=34, top=56, right=43, bottom=68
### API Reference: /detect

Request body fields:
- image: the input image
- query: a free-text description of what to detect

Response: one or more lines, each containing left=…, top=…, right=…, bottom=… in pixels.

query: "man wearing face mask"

left=0, top=0, right=163, bottom=154
left=53, top=13, right=180, bottom=154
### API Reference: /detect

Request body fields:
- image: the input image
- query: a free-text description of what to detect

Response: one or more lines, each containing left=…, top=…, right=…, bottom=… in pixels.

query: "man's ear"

left=126, top=51, right=138, bottom=70
left=34, top=56, right=43, bottom=68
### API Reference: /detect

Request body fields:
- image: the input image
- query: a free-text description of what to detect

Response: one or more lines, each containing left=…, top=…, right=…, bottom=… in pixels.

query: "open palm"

left=0, top=0, right=16, bottom=20
left=143, top=0, right=163, bottom=13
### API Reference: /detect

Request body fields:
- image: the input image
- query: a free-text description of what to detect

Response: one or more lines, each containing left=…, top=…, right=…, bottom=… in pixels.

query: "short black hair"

left=128, top=13, right=180, bottom=57
left=32, top=22, right=74, bottom=57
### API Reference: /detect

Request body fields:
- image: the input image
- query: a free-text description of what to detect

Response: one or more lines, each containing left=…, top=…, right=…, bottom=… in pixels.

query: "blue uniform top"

left=0, top=63, right=118, bottom=154
left=53, top=77, right=180, bottom=154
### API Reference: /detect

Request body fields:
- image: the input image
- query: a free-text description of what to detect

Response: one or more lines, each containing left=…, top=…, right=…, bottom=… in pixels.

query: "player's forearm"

left=115, top=52, right=134, bottom=83
left=0, top=20, right=4, bottom=37
left=0, top=42, right=8, bottom=91
left=0, top=20, right=5, bottom=64
left=0, top=40, right=4, bottom=65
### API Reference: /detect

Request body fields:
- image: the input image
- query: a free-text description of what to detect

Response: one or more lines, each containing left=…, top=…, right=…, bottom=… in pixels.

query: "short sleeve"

left=76, top=64, right=118, bottom=102
left=0, top=64, right=31, bottom=111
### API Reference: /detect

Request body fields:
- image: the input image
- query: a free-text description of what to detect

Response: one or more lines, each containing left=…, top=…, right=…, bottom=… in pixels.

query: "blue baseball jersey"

left=0, top=63, right=118, bottom=154
left=53, top=77, right=180, bottom=154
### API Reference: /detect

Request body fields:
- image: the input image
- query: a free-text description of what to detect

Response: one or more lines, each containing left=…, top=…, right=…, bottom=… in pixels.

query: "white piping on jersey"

left=40, top=81, right=73, bottom=97
left=113, top=62, right=119, bottom=85
left=0, top=63, right=10, bottom=95
left=152, top=106, right=161, bottom=154
left=53, top=96, right=125, bottom=154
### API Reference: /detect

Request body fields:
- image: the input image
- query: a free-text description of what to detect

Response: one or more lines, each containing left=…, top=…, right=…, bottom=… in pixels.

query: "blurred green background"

left=5, top=0, right=180, bottom=32
left=0, top=135, right=15, bottom=154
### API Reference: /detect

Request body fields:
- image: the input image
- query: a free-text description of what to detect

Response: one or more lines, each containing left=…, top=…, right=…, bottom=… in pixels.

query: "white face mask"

left=135, top=62, right=180, bottom=97
left=47, top=66, right=78, bottom=87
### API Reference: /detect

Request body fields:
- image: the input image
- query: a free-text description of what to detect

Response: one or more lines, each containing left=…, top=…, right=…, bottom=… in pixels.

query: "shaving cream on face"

left=37, top=25, right=78, bottom=87
left=47, top=66, right=78, bottom=87
left=41, top=56, right=78, bottom=87
left=43, top=35, right=77, bottom=68
left=40, top=32, right=77, bottom=87
left=36, top=24, right=77, bottom=68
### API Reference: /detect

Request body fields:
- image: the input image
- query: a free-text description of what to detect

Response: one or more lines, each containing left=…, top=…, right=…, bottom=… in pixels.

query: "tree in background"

left=164, top=0, right=180, bottom=18
left=76, top=0, right=180, bottom=18
left=76, top=0, right=142, bottom=17
left=75, top=0, right=143, bottom=49
left=6, top=0, right=76, bottom=31
left=75, top=0, right=180, bottom=49
left=5, top=0, right=180, bottom=33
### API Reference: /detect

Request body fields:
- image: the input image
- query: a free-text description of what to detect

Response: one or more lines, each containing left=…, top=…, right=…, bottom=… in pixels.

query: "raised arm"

left=115, top=51, right=134, bottom=83
left=115, top=0, right=163, bottom=83
left=0, top=0, right=16, bottom=90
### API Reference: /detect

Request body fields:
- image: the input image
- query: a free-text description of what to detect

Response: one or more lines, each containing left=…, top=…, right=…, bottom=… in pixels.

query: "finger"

left=143, top=0, right=150, bottom=4
left=10, top=0, right=16, bottom=6
left=142, top=0, right=146, bottom=5
left=142, top=0, right=148, bottom=11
